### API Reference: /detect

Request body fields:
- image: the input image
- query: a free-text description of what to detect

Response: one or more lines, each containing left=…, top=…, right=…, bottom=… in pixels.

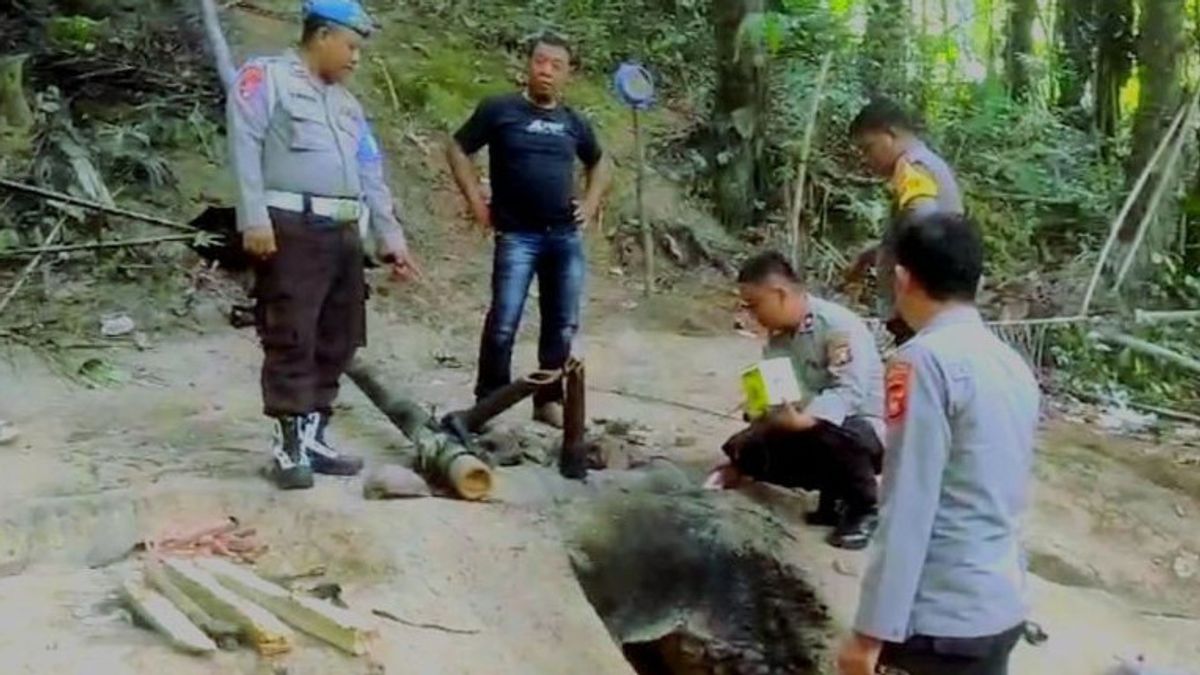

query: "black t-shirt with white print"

left=454, top=93, right=602, bottom=232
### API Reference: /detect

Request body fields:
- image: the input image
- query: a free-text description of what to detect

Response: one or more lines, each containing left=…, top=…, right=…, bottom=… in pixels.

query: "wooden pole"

left=1093, top=329, right=1200, bottom=375
left=0, top=233, right=197, bottom=258
left=197, top=0, right=237, bottom=91
left=634, top=108, right=654, bottom=296
left=0, top=217, right=66, bottom=316
left=1113, top=91, right=1200, bottom=293
left=0, top=178, right=196, bottom=232
left=1079, top=99, right=1190, bottom=316
left=788, top=52, right=833, bottom=270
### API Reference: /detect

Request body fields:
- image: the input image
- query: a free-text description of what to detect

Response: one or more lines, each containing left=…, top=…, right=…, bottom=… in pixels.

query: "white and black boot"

left=270, top=416, right=313, bottom=490
left=303, top=412, right=364, bottom=476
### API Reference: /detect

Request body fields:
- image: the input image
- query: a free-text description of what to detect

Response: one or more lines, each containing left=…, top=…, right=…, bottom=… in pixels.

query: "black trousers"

left=254, top=208, right=366, bottom=417
left=880, top=623, right=1024, bottom=675
left=725, top=417, right=882, bottom=513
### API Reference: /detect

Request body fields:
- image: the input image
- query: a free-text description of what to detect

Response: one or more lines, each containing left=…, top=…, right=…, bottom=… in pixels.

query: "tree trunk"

left=711, top=0, right=767, bottom=231
left=1056, top=0, right=1097, bottom=112
left=1095, top=0, right=1134, bottom=145
left=860, top=0, right=908, bottom=100
left=1005, top=0, right=1037, bottom=101
left=1123, top=0, right=1187, bottom=242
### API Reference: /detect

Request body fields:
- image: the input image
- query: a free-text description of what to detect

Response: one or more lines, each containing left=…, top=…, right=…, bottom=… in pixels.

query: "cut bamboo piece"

left=196, top=558, right=376, bottom=656
left=144, top=560, right=240, bottom=645
left=121, top=579, right=217, bottom=654
left=162, top=558, right=293, bottom=655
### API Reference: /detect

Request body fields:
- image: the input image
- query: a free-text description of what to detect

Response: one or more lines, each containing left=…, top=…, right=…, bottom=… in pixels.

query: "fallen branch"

left=1080, top=99, right=1192, bottom=316
left=1092, top=330, right=1200, bottom=375
left=1065, top=388, right=1200, bottom=426
left=0, top=179, right=196, bottom=233
left=1113, top=89, right=1200, bottom=292
left=1135, top=308, right=1200, bottom=324
left=373, top=57, right=401, bottom=113
left=0, top=234, right=199, bottom=258
left=370, top=608, right=480, bottom=635
left=0, top=217, right=67, bottom=316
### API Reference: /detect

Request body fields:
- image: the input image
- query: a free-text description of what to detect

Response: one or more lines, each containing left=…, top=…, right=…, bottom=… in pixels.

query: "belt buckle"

left=333, top=201, right=357, bottom=222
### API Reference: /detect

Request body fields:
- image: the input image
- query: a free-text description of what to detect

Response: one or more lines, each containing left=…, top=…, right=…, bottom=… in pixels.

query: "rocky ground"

left=1, top=278, right=1198, bottom=673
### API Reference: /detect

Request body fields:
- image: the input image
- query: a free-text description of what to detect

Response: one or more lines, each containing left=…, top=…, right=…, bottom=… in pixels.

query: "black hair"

left=892, top=213, right=983, bottom=302
left=526, top=31, right=575, bottom=65
left=849, top=97, right=919, bottom=137
left=301, top=17, right=337, bottom=44
left=737, top=251, right=802, bottom=286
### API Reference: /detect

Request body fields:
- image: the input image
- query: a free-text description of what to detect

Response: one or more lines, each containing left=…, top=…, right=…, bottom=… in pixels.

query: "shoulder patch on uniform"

left=237, top=64, right=265, bottom=101
left=357, top=118, right=382, bottom=163
left=827, top=332, right=852, bottom=368
left=892, top=159, right=938, bottom=210
left=885, top=360, right=913, bottom=423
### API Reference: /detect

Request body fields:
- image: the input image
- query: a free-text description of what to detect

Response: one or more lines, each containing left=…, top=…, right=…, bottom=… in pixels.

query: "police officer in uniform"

left=712, top=251, right=885, bottom=550
left=228, top=0, right=418, bottom=490
left=837, top=214, right=1039, bottom=675
left=847, top=98, right=964, bottom=343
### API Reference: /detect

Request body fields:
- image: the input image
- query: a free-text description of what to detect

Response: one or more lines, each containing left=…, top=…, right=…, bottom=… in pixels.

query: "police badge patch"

left=885, top=360, right=912, bottom=422
left=237, top=65, right=265, bottom=101
left=827, top=334, right=852, bottom=368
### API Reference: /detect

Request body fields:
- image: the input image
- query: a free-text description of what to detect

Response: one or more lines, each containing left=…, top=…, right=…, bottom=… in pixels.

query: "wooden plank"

left=121, top=579, right=217, bottom=654
left=162, top=558, right=293, bottom=655
left=144, top=561, right=240, bottom=645
left=197, top=557, right=376, bottom=656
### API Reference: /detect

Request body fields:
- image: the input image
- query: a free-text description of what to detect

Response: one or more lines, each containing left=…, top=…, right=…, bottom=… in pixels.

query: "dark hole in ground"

left=567, top=495, right=831, bottom=675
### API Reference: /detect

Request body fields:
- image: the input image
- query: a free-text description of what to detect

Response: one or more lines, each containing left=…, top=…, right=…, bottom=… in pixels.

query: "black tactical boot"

left=805, top=493, right=843, bottom=527
left=270, top=416, right=313, bottom=490
left=303, top=412, right=365, bottom=476
left=827, top=509, right=879, bottom=550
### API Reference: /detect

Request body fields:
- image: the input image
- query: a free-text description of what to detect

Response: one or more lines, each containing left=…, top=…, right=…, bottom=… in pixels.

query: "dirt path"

left=2, top=284, right=1199, bottom=673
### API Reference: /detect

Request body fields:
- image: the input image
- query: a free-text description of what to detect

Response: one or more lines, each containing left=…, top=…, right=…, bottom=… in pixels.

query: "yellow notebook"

left=741, top=357, right=803, bottom=420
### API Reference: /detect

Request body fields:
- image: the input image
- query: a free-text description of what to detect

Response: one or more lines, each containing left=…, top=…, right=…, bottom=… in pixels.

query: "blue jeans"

left=475, top=230, right=585, bottom=405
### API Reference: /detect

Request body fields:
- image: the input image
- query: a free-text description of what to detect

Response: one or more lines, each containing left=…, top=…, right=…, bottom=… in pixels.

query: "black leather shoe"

left=827, top=510, right=878, bottom=550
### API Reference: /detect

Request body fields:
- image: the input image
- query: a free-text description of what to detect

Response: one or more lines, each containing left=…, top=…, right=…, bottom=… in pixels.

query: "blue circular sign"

left=614, top=62, right=655, bottom=110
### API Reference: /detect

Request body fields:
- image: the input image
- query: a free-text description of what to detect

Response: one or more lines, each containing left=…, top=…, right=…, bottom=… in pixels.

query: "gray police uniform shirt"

left=227, top=50, right=407, bottom=253
left=763, top=295, right=885, bottom=441
left=854, top=305, right=1039, bottom=642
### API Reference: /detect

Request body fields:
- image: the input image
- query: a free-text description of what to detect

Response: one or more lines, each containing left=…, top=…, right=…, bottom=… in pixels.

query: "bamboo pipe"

left=345, top=358, right=492, bottom=501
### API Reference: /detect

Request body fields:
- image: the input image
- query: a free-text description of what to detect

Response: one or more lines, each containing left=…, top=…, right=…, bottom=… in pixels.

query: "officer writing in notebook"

left=710, top=252, right=885, bottom=550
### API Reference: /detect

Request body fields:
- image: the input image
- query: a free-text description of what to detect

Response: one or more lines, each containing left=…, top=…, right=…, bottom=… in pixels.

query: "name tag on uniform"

left=741, top=357, right=804, bottom=420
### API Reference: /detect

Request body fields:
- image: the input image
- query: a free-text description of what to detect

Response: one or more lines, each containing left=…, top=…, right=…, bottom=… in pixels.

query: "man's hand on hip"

left=243, top=226, right=277, bottom=259
left=574, top=198, right=601, bottom=229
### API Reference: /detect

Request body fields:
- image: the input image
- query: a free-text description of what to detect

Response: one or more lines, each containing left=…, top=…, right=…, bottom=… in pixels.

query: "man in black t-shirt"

left=446, top=32, right=610, bottom=427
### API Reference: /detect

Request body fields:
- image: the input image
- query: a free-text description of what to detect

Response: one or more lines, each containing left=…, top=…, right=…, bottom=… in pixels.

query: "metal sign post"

left=614, top=62, right=656, bottom=296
